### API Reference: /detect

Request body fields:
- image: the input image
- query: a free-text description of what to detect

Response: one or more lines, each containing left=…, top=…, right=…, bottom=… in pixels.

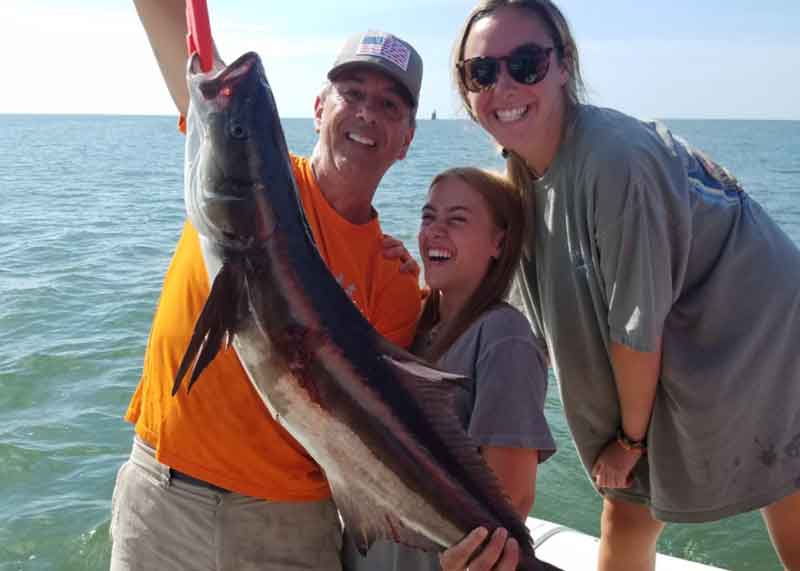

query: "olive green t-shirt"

left=515, top=104, right=800, bottom=522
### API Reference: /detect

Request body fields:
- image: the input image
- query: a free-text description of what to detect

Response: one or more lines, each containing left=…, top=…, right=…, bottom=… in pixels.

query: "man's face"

left=314, top=68, right=415, bottom=182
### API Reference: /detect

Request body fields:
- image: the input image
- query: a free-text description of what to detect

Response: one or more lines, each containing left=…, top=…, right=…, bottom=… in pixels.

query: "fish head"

left=185, top=51, right=288, bottom=250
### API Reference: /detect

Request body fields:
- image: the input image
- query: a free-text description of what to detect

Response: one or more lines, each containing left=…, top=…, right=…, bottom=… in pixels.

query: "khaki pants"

left=110, top=437, right=342, bottom=571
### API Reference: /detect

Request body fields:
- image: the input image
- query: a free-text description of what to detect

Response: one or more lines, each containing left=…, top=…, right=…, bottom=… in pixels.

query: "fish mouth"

left=189, top=51, right=262, bottom=103
left=185, top=50, right=281, bottom=250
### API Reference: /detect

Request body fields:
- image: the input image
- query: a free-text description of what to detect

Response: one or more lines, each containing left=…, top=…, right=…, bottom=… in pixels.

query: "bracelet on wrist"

left=616, top=428, right=646, bottom=453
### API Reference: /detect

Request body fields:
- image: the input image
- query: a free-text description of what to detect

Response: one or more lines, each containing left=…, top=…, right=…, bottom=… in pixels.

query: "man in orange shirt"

left=110, top=2, right=422, bottom=570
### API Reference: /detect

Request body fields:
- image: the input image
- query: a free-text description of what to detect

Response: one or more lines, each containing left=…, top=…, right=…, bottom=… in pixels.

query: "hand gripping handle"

left=186, top=0, right=214, bottom=72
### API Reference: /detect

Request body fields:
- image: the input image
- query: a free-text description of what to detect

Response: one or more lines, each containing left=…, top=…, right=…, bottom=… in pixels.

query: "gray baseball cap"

left=327, top=31, right=423, bottom=109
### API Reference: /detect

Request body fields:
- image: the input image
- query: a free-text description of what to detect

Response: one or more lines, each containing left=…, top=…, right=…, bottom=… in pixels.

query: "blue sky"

left=2, top=0, right=798, bottom=119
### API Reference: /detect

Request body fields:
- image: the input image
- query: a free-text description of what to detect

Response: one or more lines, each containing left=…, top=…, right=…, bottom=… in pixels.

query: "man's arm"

left=371, top=268, right=421, bottom=349
left=132, top=0, right=191, bottom=115
left=381, top=234, right=419, bottom=275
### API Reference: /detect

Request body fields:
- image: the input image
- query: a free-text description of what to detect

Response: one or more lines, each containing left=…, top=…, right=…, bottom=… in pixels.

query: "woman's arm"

left=592, top=338, right=662, bottom=488
left=440, top=527, right=519, bottom=571
left=469, top=312, right=553, bottom=515
left=438, top=447, right=538, bottom=570
left=132, top=0, right=192, bottom=115
left=610, top=338, right=662, bottom=442
left=481, top=446, right=539, bottom=518
left=440, top=310, right=551, bottom=569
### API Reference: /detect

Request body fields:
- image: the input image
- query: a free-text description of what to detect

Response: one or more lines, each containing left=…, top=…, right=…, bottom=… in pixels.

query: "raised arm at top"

left=133, top=0, right=191, bottom=115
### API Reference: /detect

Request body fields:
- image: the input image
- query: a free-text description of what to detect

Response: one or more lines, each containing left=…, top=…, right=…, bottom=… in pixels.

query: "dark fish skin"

left=174, top=51, right=562, bottom=571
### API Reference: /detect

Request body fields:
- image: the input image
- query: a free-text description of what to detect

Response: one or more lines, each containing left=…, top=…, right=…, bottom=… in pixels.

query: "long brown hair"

left=417, top=167, right=524, bottom=361
left=452, top=0, right=586, bottom=223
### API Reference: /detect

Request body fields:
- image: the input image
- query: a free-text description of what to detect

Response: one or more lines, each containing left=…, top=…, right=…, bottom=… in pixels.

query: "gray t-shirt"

left=515, top=104, right=800, bottom=522
left=342, top=303, right=555, bottom=570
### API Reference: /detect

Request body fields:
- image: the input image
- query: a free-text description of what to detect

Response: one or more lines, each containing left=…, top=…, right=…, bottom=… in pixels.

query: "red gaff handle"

left=186, top=0, right=214, bottom=72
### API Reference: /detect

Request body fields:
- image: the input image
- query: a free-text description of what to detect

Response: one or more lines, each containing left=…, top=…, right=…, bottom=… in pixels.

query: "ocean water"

left=0, top=113, right=798, bottom=571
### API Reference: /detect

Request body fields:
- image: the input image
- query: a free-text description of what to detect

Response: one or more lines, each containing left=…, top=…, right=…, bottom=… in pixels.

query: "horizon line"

left=2, top=112, right=800, bottom=122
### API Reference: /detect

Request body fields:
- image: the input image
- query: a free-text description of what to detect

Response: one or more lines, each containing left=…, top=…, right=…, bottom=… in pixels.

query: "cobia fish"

left=174, top=50, right=561, bottom=571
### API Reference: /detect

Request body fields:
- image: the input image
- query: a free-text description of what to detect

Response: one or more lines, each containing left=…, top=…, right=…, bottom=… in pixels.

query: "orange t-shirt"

left=125, top=154, right=421, bottom=500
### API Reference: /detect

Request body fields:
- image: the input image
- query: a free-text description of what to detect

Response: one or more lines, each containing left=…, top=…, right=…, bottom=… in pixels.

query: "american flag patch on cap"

left=355, top=32, right=411, bottom=71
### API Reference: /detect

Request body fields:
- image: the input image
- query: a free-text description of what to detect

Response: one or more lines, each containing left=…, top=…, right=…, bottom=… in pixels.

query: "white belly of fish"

left=233, top=329, right=463, bottom=550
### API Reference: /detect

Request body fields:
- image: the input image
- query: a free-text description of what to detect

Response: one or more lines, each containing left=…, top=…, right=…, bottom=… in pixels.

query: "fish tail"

left=172, top=261, right=247, bottom=395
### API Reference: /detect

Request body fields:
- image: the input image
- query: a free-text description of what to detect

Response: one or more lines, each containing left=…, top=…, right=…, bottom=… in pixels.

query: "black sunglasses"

left=457, top=43, right=556, bottom=93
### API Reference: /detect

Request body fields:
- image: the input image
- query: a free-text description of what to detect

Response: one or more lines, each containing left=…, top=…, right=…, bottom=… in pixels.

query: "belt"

left=133, top=435, right=232, bottom=494
left=170, top=469, right=232, bottom=494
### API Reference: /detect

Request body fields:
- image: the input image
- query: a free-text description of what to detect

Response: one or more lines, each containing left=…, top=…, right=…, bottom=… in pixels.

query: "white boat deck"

left=527, top=518, right=727, bottom=570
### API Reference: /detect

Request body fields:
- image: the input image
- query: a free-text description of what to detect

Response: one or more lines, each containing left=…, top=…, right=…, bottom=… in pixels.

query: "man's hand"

left=382, top=234, right=419, bottom=275
left=591, top=439, right=643, bottom=489
left=439, top=527, right=519, bottom=571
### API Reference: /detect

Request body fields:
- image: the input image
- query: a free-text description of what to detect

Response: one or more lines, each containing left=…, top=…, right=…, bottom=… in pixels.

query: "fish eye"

left=229, top=120, right=248, bottom=140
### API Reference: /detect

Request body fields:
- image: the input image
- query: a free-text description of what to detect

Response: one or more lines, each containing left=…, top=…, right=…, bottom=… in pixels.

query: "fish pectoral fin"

left=379, top=353, right=470, bottom=421
left=172, top=261, right=248, bottom=395
left=375, top=337, right=466, bottom=385
left=381, top=354, right=466, bottom=385
left=333, top=485, right=442, bottom=555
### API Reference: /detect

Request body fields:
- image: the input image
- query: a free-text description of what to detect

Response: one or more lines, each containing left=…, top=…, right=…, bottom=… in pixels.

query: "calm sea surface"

left=1, top=114, right=798, bottom=570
